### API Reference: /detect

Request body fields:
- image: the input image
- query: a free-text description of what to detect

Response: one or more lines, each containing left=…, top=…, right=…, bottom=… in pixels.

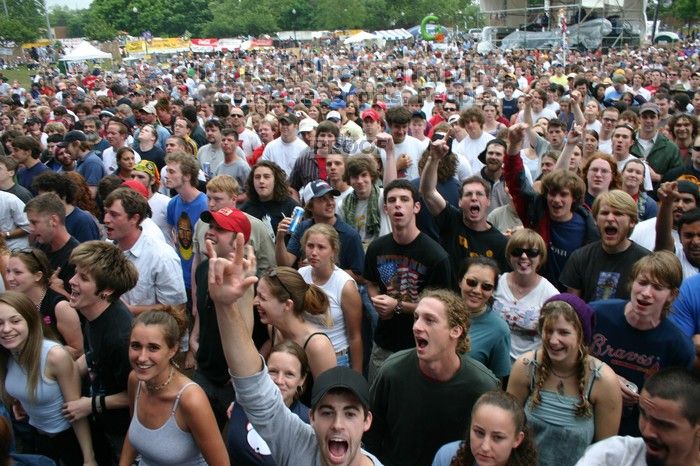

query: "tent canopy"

left=373, top=29, right=413, bottom=40
left=60, top=42, right=111, bottom=61
left=343, top=31, right=378, bottom=44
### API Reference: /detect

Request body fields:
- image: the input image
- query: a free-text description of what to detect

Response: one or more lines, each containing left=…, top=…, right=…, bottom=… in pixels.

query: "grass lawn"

left=1, top=67, right=33, bottom=88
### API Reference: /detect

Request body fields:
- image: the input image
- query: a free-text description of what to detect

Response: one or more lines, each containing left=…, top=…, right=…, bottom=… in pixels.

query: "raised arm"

left=378, top=132, right=397, bottom=186
left=655, top=182, right=677, bottom=252
left=555, top=125, right=583, bottom=172
left=274, top=216, right=298, bottom=267
left=207, top=237, right=262, bottom=377
left=418, top=140, right=450, bottom=215
left=570, top=91, right=586, bottom=126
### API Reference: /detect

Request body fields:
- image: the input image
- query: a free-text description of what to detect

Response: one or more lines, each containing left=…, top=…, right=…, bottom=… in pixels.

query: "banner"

left=125, top=37, right=190, bottom=54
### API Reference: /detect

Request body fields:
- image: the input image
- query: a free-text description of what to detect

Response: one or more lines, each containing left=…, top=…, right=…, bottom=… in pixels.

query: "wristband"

left=91, top=395, right=97, bottom=415
left=99, top=395, right=106, bottom=413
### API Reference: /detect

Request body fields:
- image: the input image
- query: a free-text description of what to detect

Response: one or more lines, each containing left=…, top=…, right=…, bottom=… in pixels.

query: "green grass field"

left=1, top=67, right=33, bottom=88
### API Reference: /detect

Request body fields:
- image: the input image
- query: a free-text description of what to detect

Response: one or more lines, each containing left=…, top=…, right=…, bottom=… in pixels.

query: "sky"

left=47, top=0, right=93, bottom=10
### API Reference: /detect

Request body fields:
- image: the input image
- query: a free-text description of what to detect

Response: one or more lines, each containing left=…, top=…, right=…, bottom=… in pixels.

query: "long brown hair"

left=0, top=292, right=45, bottom=404
left=531, top=301, right=592, bottom=417
left=449, top=390, right=538, bottom=466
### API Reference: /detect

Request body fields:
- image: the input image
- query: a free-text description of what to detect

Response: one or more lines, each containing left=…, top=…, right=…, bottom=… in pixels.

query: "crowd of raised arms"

left=0, top=36, right=698, bottom=466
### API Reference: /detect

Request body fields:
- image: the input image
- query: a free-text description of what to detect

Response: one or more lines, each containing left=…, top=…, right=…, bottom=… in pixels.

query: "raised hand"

left=206, top=234, right=258, bottom=305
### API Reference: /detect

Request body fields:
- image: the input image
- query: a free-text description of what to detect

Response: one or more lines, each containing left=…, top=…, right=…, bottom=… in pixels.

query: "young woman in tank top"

left=0, top=291, right=96, bottom=465
left=119, top=308, right=228, bottom=466
left=298, top=224, right=363, bottom=372
left=507, top=294, right=622, bottom=466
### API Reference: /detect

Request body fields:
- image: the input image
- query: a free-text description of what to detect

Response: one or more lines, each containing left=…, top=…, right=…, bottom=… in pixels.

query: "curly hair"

left=246, top=160, right=291, bottom=203
left=581, top=152, right=621, bottom=191
left=65, top=172, right=99, bottom=217
left=531, top=301, right=592, bottom=417
left=449, top=390, right=538, bottom=466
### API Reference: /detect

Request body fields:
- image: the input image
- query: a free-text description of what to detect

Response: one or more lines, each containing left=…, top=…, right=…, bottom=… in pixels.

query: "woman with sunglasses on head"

left=0, top=291, right=97, bottom=465
left=493, top=230, right=558, bottom=362
left=6, top=249, right=83, bottom=359
left=226, top=340, right=310, bottom=466
left=457, top=257, right=511, bottom=382
left=254, top=266, right=336, bottom=401
left=432, top=390, right=537, bottom=466
left=507, top=294, right=622, bottom=466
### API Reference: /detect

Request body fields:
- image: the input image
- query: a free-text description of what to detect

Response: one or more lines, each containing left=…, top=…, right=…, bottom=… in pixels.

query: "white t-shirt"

left=616, top=154, right=653, bottom=192
left=492, top=274, right=559, bottom=360
left=575, top=436, right=646, bottom=466
left=260, top=137, right=308, bottom=176
left=455, top=132, right=495, bottom=175
left=149, top=192, right=175, bottom=249
left=390, top=135, right=426, bottom=180
left=238, top=128, right=262, bottom=156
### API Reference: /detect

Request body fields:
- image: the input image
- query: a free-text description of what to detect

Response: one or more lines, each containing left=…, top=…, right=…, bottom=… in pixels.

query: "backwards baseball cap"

left=311, top=366, right=370, bottom=409
left=478, top=138, right=508, bottom=165
left=121, top=179, right=149, bottom=199
left=447, top=114, right=461, bottom=126
left=326, top=111, right=342, bottom=122
left=543, top=293, right=596, bottom=345
left=301, top=179, right=340, bottom=202
left=139, top=101, right=157, bottom=114
left=58, top=130, right=87, bottom=147
left=133, top=160, right=160, bottom=186
left=200, top=207, right=251, bottom=243
left=639, top=102, right=660, bottom=115
left=361, top=109, right=381, bottom=122
left=371, top=101, right=387, bottom=111
left=329, top=98, right=347, bottom=110
left=298, top=118, right=318, bottom=133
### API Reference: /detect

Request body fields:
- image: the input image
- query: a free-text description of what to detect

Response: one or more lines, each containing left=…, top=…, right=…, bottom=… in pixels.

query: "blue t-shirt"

left=65, top=207, right=100, bottom=242
left=589, top=299, right=695, bottom=436
left=17, top=162, right=48, bottom=195
left=670, top=273, right=700, bottom=337
left=544, top=212, right=586, bottom=290
left=76, top=151, right=106, bottom=187
left=431, top=440, right=460, bottom=466
left=467, top=308, right=512, bottom=378
left=167, top=192, right=208, bottom=288
left=287, top=216, right=364, bottom=276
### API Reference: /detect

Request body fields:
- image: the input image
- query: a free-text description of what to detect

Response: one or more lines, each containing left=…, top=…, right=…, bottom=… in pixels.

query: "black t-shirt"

left=435, top=204, right=510, bottom=284
left=83, top=300, right=132, bottom=435
left=195, top=260, right=231, bottom=385
left=38, top=236, right=80, bottom=294
left=502, top=97, right=519, bottom=120
left=560, top=241, right=651, bottom=302
left=364, top=233, right=454, bottom=351
left=241, top=197, right=299, bottom=238
left=39, top=288, right=66, bottom=343
left=138, top=145, right=166, bottom=171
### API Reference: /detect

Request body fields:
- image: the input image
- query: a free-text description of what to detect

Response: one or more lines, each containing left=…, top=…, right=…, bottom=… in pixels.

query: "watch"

left=4, top=231, right=9, bottom=239
left=393, top=300, right=403, bottom=316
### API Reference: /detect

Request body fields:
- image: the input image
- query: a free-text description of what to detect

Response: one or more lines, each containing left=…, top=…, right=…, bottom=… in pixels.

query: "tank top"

left=127, top=382, right=207, bottom=466
left=299, top=265, right=355, bottom=354
left=523, top=351, right=601, bottom=466
left=5, top=340, right=70, bottom=434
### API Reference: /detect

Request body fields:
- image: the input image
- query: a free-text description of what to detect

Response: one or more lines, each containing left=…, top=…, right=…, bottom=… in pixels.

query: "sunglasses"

left=510, top=247, right=540, bottom=258
left=464, top=277, right=495, bottom=292
left=230, top=114, right=244, bottom=117
left=692, top=146, right=700, bottom=152
left=268, top=269, right=293, bottom=297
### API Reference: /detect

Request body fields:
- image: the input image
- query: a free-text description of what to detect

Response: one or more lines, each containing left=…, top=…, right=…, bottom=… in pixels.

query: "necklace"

left=550, top=367, right=576, bottom=396
left=145, top=366, right=175, bottom=392
left=34, top=288, right=48, bottom=312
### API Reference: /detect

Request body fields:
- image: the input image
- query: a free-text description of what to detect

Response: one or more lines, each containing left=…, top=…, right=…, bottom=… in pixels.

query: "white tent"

left=60, top=41, right=112, bottom=62
left=373, top=29, right=413, bottom=40
left=343, top=31, right=378, bottom=44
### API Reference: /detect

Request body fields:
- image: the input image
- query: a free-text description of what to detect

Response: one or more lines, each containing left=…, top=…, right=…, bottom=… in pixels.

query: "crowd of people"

left=0, top=35, right=698, bottom=466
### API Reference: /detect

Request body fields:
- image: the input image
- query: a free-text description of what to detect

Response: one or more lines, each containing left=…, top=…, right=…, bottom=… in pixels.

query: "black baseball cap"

left=58, top=130, right=87, bottom=147
left=311, top=366, right=370, bottom=409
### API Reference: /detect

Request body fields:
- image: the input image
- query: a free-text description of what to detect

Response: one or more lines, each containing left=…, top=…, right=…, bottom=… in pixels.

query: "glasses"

left=510, top=248, right=540, bottom=258
left=268, top=269, right=293, bottom=298
left=444, top=107, right=457, bottom=111
left=692, top=146, right=700, bottom=152
left=464, top=277, right=495, bottom=292
left=230, top=114, right=244, bottom=118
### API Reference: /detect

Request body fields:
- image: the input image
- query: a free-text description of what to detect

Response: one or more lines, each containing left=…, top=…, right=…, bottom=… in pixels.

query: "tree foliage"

left=0, top=0, right=44, bottom=43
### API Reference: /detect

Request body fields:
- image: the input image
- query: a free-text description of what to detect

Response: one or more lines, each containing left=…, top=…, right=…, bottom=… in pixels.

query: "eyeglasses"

left=230, top=114, right=244, bottom=118
left=692, top=146, right=700, bottom=152
left=464, top=277, right=495, bottom=292
left=268, top=269, right=293, bottom=298
left=510, top=248, right=540, bottom=258
left=444, top=107, right=457, bottom=111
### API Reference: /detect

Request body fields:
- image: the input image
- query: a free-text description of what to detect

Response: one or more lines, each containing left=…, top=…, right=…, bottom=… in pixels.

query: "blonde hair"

left=505, top=229, right=547, bottom=270
left=630, top=251, right=682, bottom=318
left=419, top=289, right=470, bottom=354
left=591, top=189, right=638, bottom=223
left=301, top=223, right=340, bottom=265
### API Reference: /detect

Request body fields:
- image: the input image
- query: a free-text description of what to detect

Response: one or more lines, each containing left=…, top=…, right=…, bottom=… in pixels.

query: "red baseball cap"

left=200, top=207, right=251, bottom=243
left=361, top=109, right=382, bottom=122
left=121, top=179, right=148, bottom=199
left=372, top=101, right=387, bottom=111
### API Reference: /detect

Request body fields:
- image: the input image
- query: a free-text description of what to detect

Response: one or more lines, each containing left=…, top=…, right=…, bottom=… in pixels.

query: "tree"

left=0, top=15, right=39, bottom=43
left=204, top=0, right=279, bottom=37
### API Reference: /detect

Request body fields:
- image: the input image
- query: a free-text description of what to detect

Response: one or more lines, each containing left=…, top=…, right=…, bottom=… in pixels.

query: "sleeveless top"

left=523, top=351, right=601, bottom=466
left=127, top=382, right=207, bottom=466
left=299, top=265, right=355, bottom=354
left=5, top=340, right=70, bottom=434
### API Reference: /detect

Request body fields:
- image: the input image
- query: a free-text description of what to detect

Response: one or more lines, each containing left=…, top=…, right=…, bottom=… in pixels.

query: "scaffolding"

left=477, top=0, right=647, bottom=49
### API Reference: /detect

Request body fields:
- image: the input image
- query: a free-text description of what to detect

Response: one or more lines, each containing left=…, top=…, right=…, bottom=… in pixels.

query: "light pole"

left=292, top=8, right=297, bottom=44
left=44, top=0, right=53, bottom=39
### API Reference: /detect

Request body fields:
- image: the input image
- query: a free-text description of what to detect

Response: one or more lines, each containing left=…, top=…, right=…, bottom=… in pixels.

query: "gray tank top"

left=127, top=381, right=207, bottom=466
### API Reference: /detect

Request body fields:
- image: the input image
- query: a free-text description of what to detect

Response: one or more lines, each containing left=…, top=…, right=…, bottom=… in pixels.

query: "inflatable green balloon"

left=420, top=15, right=442, bottom=41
